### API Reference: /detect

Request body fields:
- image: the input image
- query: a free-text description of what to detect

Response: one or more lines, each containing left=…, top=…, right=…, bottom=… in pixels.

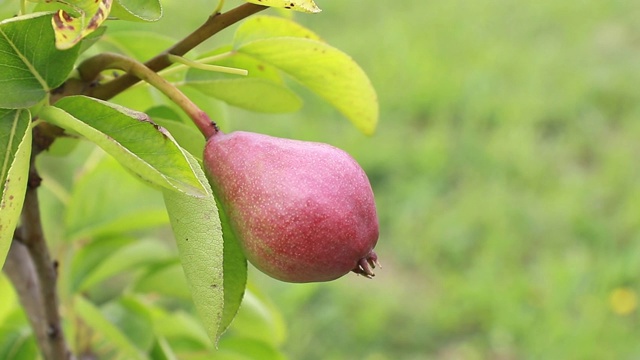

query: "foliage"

left=0, top=0, right=377, bottom=359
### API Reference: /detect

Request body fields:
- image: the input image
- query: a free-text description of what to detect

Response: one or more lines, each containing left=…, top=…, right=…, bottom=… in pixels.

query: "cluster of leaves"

left=0, top=0, right=377, bottom=358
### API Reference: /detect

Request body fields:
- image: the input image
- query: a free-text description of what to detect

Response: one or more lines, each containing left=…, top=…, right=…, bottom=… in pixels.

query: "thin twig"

left=77, top=52, right=219, bottom=139
left=86, top=3, right=266, bottom=101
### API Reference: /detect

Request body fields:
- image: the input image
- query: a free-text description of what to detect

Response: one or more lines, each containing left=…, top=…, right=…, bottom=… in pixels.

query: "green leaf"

left=244, top=0, right=321, bottom=13
left=112, top=0, right=163, bottom=22
left=150, top=336, right=178, bottom=360
left=41, top=96, right=208, bottom=197
left=78, top=238, right=174, bottom=291
left=133, top=261, right=191, bottom=300
left=185, top=47, right=302, bottom=113
left=64, top=156, right=169, bottom=241
left=67, top=236, right=134, bottom=293
left=0, top=13, right=80, bottom=108
left=218, top=337, right=286, bottom=360
left=235, top=38, right=378, bottom=135
left=0, top=109, right=31, bottom=270
left=73, top=295, right=147, bottom=360
left=234, top=15, right=322, bottom=45
left=229, top=290, right=286, bottom=346
left=102, top=297, right=156, bottom=352
left=162, top=151, right=224, bottom=345
left=153, top=311, right=211, bottom=351
left=150, top=118, right=205, bottom=160
left=217, top=202, right=247, bottom=338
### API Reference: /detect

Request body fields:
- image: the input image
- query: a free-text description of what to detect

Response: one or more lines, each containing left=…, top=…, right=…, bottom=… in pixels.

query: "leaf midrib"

left=0, top=110, right=22, bottom=191
left=0, top=28, right=49, bottom=92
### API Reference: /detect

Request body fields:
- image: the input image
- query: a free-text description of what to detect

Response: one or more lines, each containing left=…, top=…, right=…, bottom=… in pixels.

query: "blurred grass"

left=101, top=0, right=640, bottom=358
left=222, top=0, right=640, bottom=359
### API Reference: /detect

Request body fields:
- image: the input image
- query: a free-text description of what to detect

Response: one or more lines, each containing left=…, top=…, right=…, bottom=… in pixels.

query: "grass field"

left=218, top=1, right=640, bottom=359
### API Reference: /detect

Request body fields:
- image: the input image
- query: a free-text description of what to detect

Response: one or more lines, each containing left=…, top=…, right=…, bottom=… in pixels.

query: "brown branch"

left=85, top=3, right=267, bottom=101
left=16, top=155, right=73, bottom=360
left=4, top=239, right=53, bottom=359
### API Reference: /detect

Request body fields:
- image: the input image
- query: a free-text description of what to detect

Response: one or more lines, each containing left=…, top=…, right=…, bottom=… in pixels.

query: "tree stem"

left=8, top=155, right=73, bottom=360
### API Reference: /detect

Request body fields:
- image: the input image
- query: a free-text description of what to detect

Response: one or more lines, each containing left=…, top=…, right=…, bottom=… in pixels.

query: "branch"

left=4, top=239, right=52, bottom=359
left=17, top=156, right=73, bottom=360
left=86, top=3, right=267, bottom=101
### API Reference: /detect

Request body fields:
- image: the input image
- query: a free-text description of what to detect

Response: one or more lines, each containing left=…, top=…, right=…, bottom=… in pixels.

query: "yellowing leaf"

left=245, top=0, right=321, bottom=13
left=30, top=0, right=113, bottom=49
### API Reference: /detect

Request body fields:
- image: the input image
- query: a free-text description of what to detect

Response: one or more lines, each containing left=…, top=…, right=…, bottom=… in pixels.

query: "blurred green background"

left=6, top=0, right=640, bottom=358
left=225, top=1, right=640, bottom=359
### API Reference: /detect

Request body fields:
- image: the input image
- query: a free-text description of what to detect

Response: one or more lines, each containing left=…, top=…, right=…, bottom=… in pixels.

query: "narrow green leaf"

left=218, top=337, right=286, bottom=360
left=65, top=156, right=169, bottom=241
left=217, top=201, right=247, bottom=338
left=68, top=236, right=134, bottom=293
left=236, top=38, right=379, bottom=135
left=150, top=336, right=178, bottom=360
left=162, top=151, right=224, bottom=345
left=244, top=0, right=321, bottom=13
left=78, top=239, right=174, bottom=291
left=234, top=15, right=322, bottom=46
left=0, top=109, right=31, bottom=270
left=0, top=13, right=80, bottom=108
left=133, top=261, right=191, bottom=300
left=153, top=311, right=211, bottom=351
left=229, top=290, right=286, bottom=346
left=112, top=0, right=163, bottom=22
left=41, top=96, right=207, bottom=197
left=73, top=296, right=147, bottom=360
left=102, top=297, right=155, bottom=352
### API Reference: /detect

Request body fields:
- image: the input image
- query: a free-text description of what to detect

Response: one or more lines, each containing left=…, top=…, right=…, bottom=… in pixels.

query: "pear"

left=203, top=131, right=379, bottom=283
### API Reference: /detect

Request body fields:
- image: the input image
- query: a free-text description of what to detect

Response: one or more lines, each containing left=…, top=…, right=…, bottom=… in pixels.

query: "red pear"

left=203, top=131, right=379, bottom=283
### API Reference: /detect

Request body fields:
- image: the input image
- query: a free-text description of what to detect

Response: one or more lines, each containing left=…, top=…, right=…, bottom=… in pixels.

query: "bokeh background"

left=5, top=0, right=640, bottom=358
left=226, top=1, right=640, bottom=358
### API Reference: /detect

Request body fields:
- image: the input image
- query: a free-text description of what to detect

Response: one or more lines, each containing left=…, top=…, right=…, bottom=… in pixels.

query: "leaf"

left=185, top=47, right=302, bottom=113
left=229, top=290, right=286, bottom=346
left=40, top=96, right=208, bottom=197
left=0, top=109, right=31, bottom=270
left=133, top=261, right=191, bottom=300
left=67, top=236, right=134, bottom=293
left=244, top=0, right=321, bottom=13
left=64, top=156, right=169, bottom=241
left=0, top=13, right=80, bottom=108
left=162, top=151, right=224, bottom=345
left=150, top=336, right=178, bottom=360
left=48, top=0, right=113, bottom=50
left=73, top=295, right=147, bottom=360
left=234, top=15, right=322, bottom=45
left=235, top=38, right=378, bottom=135
left=186, top=78, right=302, bottom=113
left=78, top=238, right=174, bottom=291
left=102, top=297, right=156, bottom=352
left=111, top=0, right=163, bottom=22
left=217, top=201, right=247, bottom=338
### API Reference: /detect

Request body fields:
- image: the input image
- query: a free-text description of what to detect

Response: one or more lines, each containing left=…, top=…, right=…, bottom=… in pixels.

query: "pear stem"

left=77, top=52, right=219, bottom=138
left=85, top=3, right=267, bottom=101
